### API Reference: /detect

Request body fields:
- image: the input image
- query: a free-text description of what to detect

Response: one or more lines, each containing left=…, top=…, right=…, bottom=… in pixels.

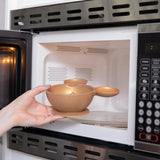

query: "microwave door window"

left=0, top=47, right=16, bottom=108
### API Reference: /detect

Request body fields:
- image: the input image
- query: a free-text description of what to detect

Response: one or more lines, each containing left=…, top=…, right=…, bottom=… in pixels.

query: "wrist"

left=0, top=106, right=16, bottom=129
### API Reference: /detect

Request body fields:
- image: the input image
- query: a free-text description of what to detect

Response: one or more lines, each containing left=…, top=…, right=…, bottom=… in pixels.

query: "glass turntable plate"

left=69, top=111, right=128, bottom=128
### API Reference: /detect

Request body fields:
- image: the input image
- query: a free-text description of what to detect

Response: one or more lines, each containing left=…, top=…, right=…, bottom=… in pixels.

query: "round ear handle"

left=95, top=87, right=120, bottom=97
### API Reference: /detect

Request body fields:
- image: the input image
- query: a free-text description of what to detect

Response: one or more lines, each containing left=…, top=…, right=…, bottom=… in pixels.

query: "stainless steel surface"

left=11, top=0, right=160, bottom=31
left=135, top=141, right=160, bottom=155
left=8, top=129, right=160, bottom=160
left=138, top=23, right=160, bottom=33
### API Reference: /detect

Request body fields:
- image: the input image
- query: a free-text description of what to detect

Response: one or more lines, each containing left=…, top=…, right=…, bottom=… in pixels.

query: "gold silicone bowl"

left=64, top=78, right=87, bottom=86
left=46, top=83, right=120, bottom=113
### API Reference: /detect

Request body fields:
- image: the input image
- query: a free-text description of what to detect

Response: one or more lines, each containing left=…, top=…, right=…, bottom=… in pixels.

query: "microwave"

left=2, top=0, right=160, bottom=160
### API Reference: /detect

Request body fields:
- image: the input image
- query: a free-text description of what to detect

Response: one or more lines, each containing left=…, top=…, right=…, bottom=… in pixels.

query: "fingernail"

left=44, top=84, right=51, bottom=87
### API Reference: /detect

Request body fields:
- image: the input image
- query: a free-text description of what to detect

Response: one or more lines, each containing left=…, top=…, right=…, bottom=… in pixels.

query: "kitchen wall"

left=16, top=0, right=84, bottom=9
left=0, top=0, right=5, bottom=29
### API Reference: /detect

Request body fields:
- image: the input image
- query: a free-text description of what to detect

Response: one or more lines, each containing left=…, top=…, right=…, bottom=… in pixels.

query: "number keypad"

left=137, top=58, right=160, bottom=142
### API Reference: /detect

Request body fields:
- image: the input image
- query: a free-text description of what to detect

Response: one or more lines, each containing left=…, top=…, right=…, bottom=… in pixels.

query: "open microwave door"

left=0, top=30, right=32, bottom=109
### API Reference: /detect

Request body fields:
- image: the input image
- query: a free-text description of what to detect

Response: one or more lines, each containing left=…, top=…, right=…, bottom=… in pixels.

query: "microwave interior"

left=41, top=39, right=130, bottom=129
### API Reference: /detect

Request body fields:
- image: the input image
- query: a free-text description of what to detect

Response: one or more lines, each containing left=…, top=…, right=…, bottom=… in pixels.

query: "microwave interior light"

left=9, top=47, right=16, bottom=51
left=1, top=57, right=12, bottom=64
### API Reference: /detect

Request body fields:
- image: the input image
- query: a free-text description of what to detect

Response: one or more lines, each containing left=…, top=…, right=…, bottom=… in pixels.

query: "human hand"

left=3, top=85, right=64, bottom=128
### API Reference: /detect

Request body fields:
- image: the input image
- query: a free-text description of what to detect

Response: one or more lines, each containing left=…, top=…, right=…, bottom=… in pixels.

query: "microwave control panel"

left=135, top=32, right=160, bottom=154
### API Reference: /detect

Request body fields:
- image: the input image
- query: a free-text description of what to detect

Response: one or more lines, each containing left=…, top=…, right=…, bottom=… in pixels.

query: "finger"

left=27, top=85, right=51, bottom=97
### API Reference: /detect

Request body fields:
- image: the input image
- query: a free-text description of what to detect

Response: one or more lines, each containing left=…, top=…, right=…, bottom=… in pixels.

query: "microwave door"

left=0, top=30, right=32, bottom=109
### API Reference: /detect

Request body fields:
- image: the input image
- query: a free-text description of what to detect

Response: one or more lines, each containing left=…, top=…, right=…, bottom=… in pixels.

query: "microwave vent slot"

left=11, top=134, right=23, bottom=145
left=45, top=141, right=57, bottom=147
left=87, top=48, right=107, bottom=54
left=88, top=6, right=105, bottom=20
left=30, top=20, right=42, bottom=25
left=108, top=155, right=126, bottom=160
left=67, top=16, right=82, bottom=21
left=48, top=18, right=60, bottom=23
left=112, top=3, right=130, bottom=18
left=112, top=4, right=130, bottom=10
left=48, top=11, right=61, bottom=16
left=67, top=9, right=81, bottom=14
left=29, top=13, right=42, bottom=25
left=47, top=11, right=61, bottom=23
left=88, top=7, right=104, bottom=12
left=27, top=137, right=39, bottom=143
left=47, top=67, right=67, bottom=81
left=56, top=46, right=81, bottom=52
left=13, top=15, right=25, bottom=26
left=85, top=150, right=101, bottom=156
left=67, top=8, right=82, bottom=21
left=139, top=0, right=159, bottom=15
left=64, top=152, right=78, bottom=159
left=45, top=147, right=57, bottom=154
left=139, top=9, right=158, bottom=14
left=30, top=14, right=42, bottom=18
left=139, top=1, right=159, bottom=6
left=14, top=15, right=25, bottom=20
left=112, top=12, right=130, bottom=17
left=64, top=145, right=78, bottom=151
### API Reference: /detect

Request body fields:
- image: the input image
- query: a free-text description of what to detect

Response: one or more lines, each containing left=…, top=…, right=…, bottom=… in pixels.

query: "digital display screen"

left=145, top=42, right=159, bottom=54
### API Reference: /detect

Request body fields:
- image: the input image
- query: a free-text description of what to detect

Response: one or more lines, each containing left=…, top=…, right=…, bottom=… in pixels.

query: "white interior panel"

left=42, top=40, right=130, bottom=112
left=32, top=26, right=137, bottom=146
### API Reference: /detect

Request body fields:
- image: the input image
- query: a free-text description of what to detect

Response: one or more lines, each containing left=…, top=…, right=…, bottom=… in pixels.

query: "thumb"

left=27, top=85, right=51, bottom=98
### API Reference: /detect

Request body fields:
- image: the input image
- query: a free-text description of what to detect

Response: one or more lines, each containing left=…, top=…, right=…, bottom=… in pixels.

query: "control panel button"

left=155, top=102, right=160, bottom=109
left=146, top=126, right=152, bottom=133
left=151, top=94, right=160, bottom=101
left=154, top=119, right=160, bottom=126
left=140, top=79, right=149, bottom=84
left=151, top=87, right=160, bottom=92
left=152, top=72, right=160, bottom=78
left=138, top=125, right=144, bottom=132
left=152, top=68, right=160, bottom=72
left=140, top=59, right=150, bottom=65
left=140, top=93, right=149, bottom=100
left=140, top=73, right=149, bottom=78
left=152, top=59, right=160, bottom=65
left=139, top=109, right=144, bottom=116
left=139, top=133, right=158, bottom=142
left=146, top=110, right=152, bottom=117
left=146, top=118, right=152, bottom=125
left=140, top=66, right=149, bottom=71
left=154, top=111, right=160, bottom=118
left=138, top=117, right=144, bottom=124
left=140, top=86, right=149, bottom=92
left=154, top=127, right=160, bottom=134
left=152, top=79, right=160, bottom=85
left=139, top=101, right=144, bottom=108
left=146, top=101, right=152, bottom=108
